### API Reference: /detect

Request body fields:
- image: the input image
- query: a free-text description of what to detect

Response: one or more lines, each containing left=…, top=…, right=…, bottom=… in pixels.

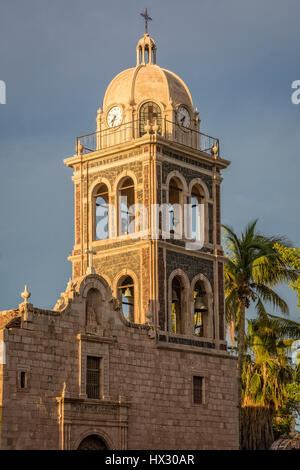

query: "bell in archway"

left=124, top=287, right=132, bottom=298
left=172, top=289, right=179, bottom=303
left=194, top=295, right=207, bottom=313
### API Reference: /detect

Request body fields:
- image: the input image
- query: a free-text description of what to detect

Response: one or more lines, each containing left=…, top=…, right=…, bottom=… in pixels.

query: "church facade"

left=0, top=33, right=239, bottom=450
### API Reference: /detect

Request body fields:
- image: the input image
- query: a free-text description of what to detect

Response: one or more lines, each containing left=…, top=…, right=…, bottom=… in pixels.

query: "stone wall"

left=0, top=275, right=239, bottom=450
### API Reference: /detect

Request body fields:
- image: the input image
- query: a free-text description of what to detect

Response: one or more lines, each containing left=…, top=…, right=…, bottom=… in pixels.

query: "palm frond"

left=255, top=284, right=289, bottom=315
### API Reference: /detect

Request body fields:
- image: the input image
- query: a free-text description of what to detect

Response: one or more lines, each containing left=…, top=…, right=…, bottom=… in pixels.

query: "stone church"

left=0, top=30, right=239, bottom=450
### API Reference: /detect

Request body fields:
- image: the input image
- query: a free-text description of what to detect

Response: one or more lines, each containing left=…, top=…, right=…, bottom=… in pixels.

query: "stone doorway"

left=77, top=435, right=108, bottom=450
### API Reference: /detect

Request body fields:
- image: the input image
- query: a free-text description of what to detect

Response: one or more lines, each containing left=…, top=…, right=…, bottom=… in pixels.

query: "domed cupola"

left=95, top=26, right=203, bottom=150
left=136, top=33, right=157, bottom=65
left=101, top=33, right=194, bottom=113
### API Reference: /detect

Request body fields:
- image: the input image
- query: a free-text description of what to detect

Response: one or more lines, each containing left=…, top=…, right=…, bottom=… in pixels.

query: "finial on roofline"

left=21, top=285, right=31, bottom=304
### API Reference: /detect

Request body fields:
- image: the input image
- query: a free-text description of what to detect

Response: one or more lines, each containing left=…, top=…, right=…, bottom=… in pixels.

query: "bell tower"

left=64, top=30, right=230, bottom=350
left=0, top=13, right=239, bottom=452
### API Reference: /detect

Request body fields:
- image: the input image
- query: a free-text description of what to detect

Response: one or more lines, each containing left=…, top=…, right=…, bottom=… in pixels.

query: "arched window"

left=171, top=276, right=184, bottom=334
left=118, top=276, right=135, bottom=322
left=169, top=177, right=184, bottom=235
left=118, top=177, right=135, bottom=235
left=94, top=183, right=109, bottom=240
left=86, top=288, right=102, bottom=327
left=190, top=184, right=205, bottom=242
left=193, top=280, right=208, bottom=337
left=139, top=101, right=162, bottom=136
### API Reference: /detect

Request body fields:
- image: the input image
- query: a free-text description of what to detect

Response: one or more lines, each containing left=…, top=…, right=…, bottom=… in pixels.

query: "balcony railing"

left=165, top=120, right=219, bottom=155
left=77, top=119, right=220, bottom=157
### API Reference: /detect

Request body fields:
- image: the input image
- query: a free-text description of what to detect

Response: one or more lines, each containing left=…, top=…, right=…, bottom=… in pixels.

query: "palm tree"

left=241, top=315, right=300, bottom=449
left=223, top=219, right=299, bottom=443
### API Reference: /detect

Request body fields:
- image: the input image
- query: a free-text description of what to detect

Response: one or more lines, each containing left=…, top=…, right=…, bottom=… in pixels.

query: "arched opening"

left=171, top=276, right=185, bottom=334
left=190, top=184, right=205, bottom=242
left=145, top=45, right=149, bottom=63
left=86, top=288, right=102, bottom=327
left=118, top=275, right=135, bottom=322
left=94, top=183, right=109, bottom=240
left=118, top=177, right=135, bottom=235
left=139, top=101, right=162, bottom=136
left=193, top=280, right=209, bottom=337
left=169, top=177, right=184, bottom=235
left=77, top=434, right=108, bottom=450
left=152, top=47, right=156, bottom=64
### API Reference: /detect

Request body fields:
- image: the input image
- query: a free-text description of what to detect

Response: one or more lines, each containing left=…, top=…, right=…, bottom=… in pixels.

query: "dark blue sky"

left=0, top=0, right=299, bottom=319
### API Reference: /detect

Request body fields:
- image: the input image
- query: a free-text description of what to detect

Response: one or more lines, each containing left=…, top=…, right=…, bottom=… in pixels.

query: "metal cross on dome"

left=140, top=8, right=152, bottom=34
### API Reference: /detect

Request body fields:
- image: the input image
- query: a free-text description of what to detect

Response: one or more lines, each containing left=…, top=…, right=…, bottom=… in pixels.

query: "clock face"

left=107, top=106, right=123, bottom=127
left=177, top=106, right=191, bottom=128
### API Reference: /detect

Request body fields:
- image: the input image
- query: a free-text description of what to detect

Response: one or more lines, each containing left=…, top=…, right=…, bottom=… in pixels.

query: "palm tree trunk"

left=237, top=301, right=246, bottom=448
left=230, top=319, right=235, bottom=349
left=241, top=406, right=275, bottom=450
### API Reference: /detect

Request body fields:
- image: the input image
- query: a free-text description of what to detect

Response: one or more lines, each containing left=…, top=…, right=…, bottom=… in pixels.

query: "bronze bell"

left=124, top=287, right=132, bottom=298
left=194, top=295, right=207, bottom=313
left=172, top=289, right=179, bottom=303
